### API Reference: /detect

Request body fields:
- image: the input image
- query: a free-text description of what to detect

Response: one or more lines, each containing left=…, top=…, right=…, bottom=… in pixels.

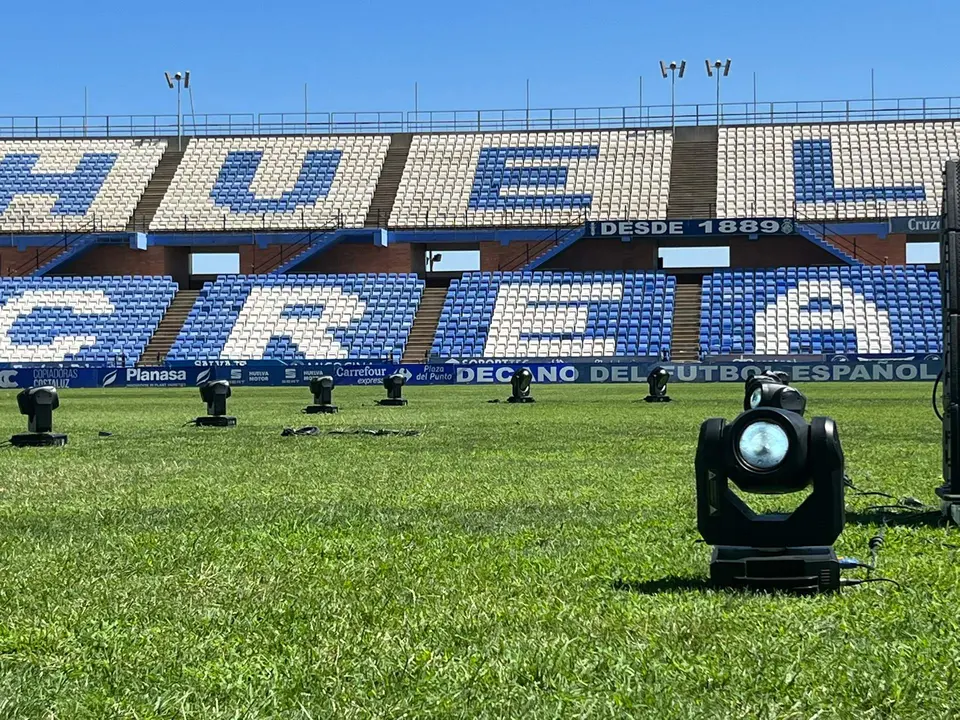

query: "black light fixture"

left=379, top=372, right=408, bottom=406
left=696, top=407, right=846, bottom=594
left=645, top=367, right=672, bottom=403
left=744, top=382, right=807, bottom=415
left=11, top=386, right=67, bottom=447
left=196, top=380, right=236, bottom=427
left=305, top=376, right=338, bottom=414
left=507, top=368, right=535, bottom=403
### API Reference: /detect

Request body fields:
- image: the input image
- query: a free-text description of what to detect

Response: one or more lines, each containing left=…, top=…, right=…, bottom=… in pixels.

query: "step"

left=128, top=142, right=189, bottom=232
left=401, top=287, right=449, bottom=363
left=138, top=289, right=201, bottom=365
left=365, top=133, right=414, bottom=228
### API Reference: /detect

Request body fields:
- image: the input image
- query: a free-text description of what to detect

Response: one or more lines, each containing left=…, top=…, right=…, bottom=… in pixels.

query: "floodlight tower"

left=705, top=59, right=732, bottom=123
left=164, top=70, right=190, bottom=151
left=659, top=60, right=686, bottom=130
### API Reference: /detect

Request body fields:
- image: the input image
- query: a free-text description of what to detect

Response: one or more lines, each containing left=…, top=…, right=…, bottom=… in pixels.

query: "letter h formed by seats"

left=0, top=153, right=117, bottom=215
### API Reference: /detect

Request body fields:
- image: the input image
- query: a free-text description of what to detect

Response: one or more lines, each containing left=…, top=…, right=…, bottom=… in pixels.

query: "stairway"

left=401, top=287, right=448, bottom=362
left=670, top=281, right=703, bottom=361
left=365, top=133, right=413, bottom=228
left=137, top=289, right=200, bottom=365
left=666, top=127, right=719, bottom=219
left=127, top=141, right=189, bottom=232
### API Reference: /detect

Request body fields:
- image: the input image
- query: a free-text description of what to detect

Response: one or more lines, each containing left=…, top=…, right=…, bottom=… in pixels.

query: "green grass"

left=0, top=382, right=957, bottom=719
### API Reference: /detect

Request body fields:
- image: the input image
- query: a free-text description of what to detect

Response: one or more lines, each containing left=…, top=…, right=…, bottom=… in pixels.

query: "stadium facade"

left=0, top=97, right=952, bottom=381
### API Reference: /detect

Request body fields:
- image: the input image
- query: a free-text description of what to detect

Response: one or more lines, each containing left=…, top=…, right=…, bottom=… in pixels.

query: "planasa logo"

left=101, top=370, right=119, bottom=387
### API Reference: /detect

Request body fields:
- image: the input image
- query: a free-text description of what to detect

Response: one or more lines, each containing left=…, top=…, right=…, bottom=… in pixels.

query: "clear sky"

left=4, top=0, right=958, bottom=120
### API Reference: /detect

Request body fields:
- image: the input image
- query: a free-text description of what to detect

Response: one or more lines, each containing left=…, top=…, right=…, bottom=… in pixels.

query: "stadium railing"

left=1, top=95, right=959, bottom=138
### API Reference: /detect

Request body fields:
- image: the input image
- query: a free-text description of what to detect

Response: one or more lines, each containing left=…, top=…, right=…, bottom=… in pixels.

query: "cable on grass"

left=841, top=577, right=903, bottom=590
left=933, top=368, right=944, bottom=421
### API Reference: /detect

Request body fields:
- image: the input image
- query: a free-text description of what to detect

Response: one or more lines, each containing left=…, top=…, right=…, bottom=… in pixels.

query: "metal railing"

left=2, top=95, right=960, bottom=138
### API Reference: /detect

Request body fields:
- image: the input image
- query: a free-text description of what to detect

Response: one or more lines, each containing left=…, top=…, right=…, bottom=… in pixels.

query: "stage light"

left=645, top=367, right=672, bottom=403
left=195, top=380, right=236, bottom=427
left=379, top=372, right=408, bottom=406
left=744, top=382, right=807, bottom=415
left=696, top=407, right=846, bottom=594
left=508, top=368, right=535, bottom=403
left=11, top=386, right=67, bottom=447
left=305, top=376, right=338, bottom=414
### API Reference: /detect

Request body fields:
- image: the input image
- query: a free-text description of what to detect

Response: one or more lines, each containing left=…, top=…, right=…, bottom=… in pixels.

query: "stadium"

left=4, top=4, right=960, bottom=717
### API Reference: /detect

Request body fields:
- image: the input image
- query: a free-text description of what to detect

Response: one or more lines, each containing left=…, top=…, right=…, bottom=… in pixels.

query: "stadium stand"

left=431, top=271, right=675, bottom=359
left=699, top=266, right=941, bottom=356
left=167, top=274, right=424, bottom=362
left=718, top=122, right=960, bottom=219
left=390, top=130, right=673, bottom=227
left=0, top=139, right=166, bottom=232
left=150, top=136, right=390, bottom=230
left=0, top=276, right=177, bottom=364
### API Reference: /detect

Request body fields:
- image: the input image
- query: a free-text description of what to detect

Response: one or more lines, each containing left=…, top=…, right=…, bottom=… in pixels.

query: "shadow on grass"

left=612, top=576, right=712, bottom=594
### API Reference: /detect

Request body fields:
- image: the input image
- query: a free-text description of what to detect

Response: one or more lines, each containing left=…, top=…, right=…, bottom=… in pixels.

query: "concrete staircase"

left=666, top=127, right=719, bottom=219
left=137, top=289, right=200, bottom=366
left=670, top=281, right=703, bottom=361
left=365, top=133, right=413, bottom=228
left=127, top=141, right=189, bottom=232
left=401, top=287, right=448, bottom=362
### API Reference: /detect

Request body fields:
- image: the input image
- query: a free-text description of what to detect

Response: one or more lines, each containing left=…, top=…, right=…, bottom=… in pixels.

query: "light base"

left=644, top=395, right=672, bottom=403
left=304, top=405, right=338, bottom=414
left=936, top=486, right=960, bottom=526
left=507, top=396, right=535, bottom=404
left=195, top=416, right=237, bottom=427
left=709, top=546, right=840, bottom=595
left=10, top=432, right=68, bottom=448
left=378, top=399, right=408, bottom=407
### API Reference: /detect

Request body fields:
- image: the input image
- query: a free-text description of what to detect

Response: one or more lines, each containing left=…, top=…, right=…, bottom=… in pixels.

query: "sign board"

left=584, top=218, right=795, bottom=238
left=889, top=216, right=942, bottom=234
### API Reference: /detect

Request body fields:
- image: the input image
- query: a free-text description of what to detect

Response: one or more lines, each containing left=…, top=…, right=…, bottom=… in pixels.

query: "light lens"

left=738, top=421, right=790, bottom=470
left=749, top=387, right=762, bottom=408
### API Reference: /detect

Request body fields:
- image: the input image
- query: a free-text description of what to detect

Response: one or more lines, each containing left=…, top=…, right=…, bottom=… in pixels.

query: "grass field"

left=0, top=382, right=957, bottom=719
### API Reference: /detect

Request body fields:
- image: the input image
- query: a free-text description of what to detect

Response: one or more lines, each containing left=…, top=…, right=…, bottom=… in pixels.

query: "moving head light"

left=645, top=367, right=672, bottom=403
left=305, top=376, right=338, bottom=414
left=11, top=386, right=67, bottom=447
left=507, top=368, right=535, bottom=403
left=379, top=372, right=408, bottom=406
left=744, top=382, right=807, bottom=415
left=195, top=380, right=236, bottom=427
left=695, top=407, right=845, bottom=594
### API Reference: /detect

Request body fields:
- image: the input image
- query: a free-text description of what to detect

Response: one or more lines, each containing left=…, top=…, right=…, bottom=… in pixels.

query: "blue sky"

left=5, top=0, right=958, bottom=119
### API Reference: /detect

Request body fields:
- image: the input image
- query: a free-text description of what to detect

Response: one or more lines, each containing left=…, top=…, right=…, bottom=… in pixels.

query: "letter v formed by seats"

left=210, top=149, right=343, bottom=214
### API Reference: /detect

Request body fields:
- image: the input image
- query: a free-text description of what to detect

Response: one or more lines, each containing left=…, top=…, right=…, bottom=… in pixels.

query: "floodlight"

left=183, top=70, right=190, bottom=89
left=305, top=376, right=338, bottom=414
left=644, top=367, right=672, bottom=403
left=11, top=386, right=67, bottom=447
left=379, top=372, right=408, bottom=406
left=507, top=368, right=535, bottom=404
left=195, top=380, right=236, bottom=427
left=744, top=382, right=807, bottom=415
left=659, top=60, right=668, bottom=78
left=164, top=72, right=174, bottom=89
left=723, top=58, right=732, bottom=76
left=678, top=60, right=686, bottom=78
left=696, top=407, right=846, bottom=594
